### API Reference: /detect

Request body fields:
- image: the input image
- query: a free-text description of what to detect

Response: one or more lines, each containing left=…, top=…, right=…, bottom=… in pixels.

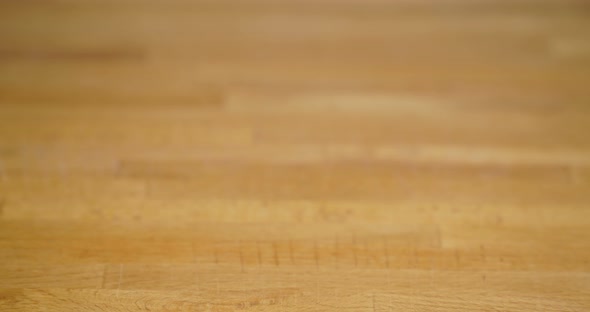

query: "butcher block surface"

left=1, top=0, right=590, bottom=311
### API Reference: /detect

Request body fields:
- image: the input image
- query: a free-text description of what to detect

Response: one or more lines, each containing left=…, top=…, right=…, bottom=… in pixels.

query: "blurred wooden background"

left=1, top=0, right=590, bottom=311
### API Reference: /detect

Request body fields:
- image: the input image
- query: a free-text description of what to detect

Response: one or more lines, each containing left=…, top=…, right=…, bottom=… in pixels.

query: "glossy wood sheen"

left=1, top=0, right=590, bottom=311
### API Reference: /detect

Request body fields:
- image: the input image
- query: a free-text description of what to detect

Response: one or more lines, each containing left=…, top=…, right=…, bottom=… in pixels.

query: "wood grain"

left=1, top=0, right=590, bottom=311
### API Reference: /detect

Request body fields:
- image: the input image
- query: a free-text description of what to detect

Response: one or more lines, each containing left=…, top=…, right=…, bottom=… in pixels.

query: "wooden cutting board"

left=1, top=0, right=590, bottom=311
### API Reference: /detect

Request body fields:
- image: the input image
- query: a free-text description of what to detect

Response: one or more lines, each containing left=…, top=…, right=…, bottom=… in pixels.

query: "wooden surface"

left=1, top=0, right=590, bottom=311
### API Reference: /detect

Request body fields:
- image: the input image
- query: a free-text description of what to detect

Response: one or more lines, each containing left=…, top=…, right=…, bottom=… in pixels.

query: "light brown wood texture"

left=1, top=0, right=590, bottom=311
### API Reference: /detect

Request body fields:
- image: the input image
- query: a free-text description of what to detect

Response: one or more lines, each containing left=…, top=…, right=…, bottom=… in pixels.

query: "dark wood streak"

left=0, top=49, right=145, bottom=61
